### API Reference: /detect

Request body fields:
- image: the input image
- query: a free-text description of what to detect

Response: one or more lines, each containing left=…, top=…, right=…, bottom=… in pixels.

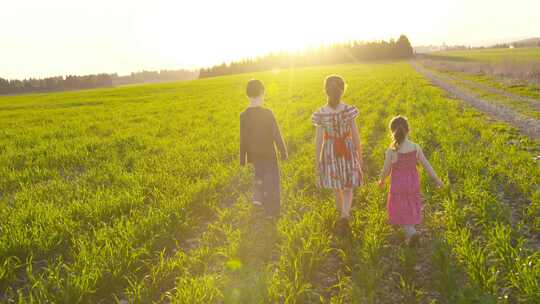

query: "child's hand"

left=435, top=178, right=444, bottom=188
left=378, top=179, right=385, bottom=190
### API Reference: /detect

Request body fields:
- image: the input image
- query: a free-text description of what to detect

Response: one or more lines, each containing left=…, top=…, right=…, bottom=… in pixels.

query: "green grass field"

left=431, top=47, right=540, bottom=62
left=1, top=63, right=539, bottom=303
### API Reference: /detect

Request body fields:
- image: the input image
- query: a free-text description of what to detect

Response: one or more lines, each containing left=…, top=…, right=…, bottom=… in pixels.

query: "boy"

left=240, top=79, right=287, bottom=217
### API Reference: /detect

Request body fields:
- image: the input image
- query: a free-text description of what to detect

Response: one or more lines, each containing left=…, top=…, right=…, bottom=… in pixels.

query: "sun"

left=129, top=0, right=454, bottom=69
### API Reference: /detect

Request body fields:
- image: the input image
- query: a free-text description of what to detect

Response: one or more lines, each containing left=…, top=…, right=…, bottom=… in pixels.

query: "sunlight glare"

left=131, top=0, right=455, bottom=67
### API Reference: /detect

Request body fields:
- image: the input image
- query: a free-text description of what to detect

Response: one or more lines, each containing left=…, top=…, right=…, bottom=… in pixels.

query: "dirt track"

left=442, top=73, right=540, bottom=110
left=412, top=61, right=540, bottom=140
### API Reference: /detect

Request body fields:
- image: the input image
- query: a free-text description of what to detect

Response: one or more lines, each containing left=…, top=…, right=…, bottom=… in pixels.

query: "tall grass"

left=0, top=62, right=538, bottom=302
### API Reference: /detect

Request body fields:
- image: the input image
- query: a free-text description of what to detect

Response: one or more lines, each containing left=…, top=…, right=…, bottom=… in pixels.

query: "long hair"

left=389, top=115, right=409, bottom=151
left=324, top=75, right=346, bottom=109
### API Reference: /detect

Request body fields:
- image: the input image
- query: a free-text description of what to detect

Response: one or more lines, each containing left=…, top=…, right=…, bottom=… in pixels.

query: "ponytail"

left=389, top=115, right=409, bottom=151
left=391, top=125, right=406, bottom=150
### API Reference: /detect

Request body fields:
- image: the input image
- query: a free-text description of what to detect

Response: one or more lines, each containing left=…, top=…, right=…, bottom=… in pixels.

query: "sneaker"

left=335, top=218, right=350, bottom=236
left=334, top=219, right=342, bottom=234
left=253, top=201, right=263, bottom=206
left=343, top=219, right=351, bottom=236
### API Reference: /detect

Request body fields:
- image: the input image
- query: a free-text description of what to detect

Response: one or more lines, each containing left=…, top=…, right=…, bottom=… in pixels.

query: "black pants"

left=253, top=160, right=280, bottom=216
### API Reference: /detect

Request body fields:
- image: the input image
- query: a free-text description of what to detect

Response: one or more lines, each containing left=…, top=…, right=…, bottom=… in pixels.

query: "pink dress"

left=387, top=151, right=423, bottom=225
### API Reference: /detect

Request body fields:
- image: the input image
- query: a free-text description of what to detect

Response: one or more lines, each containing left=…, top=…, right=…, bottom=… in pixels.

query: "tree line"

left=199, top=35, right=413, bottom=78
left=0, top=74, right=114, bottom=95
left=0, top=69, right=198, bottom=95
left=492, top=41, right=540, bottom=49
left=1, top=36, right=413, bottom=94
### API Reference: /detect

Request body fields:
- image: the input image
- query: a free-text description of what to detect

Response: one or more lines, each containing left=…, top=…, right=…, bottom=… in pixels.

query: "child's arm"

left=417, top=145, right=444, bottom=187
left=239, top=115, right=247, bottom=166
left=315, top=126, right=323, bottom=169
left=351, top=120, right=363, bottom=168
left=271, top=114, right=288, bottom=160
left=378, top=149, right=394, bottom=188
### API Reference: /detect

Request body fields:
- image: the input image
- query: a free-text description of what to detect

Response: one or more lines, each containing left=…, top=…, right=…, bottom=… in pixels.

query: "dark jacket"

left=240, top=107, right=287, bottom=165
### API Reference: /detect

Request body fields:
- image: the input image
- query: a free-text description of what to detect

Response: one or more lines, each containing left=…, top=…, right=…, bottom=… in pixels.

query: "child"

left=378, top=115, right=443, bottom=245
left=312, top=75, right=363, bottom=235
left=240, top=79, right=287, bottom=217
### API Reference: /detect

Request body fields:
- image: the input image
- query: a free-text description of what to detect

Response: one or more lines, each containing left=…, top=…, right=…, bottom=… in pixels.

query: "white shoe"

left=253, top=201, right=262, bottom=206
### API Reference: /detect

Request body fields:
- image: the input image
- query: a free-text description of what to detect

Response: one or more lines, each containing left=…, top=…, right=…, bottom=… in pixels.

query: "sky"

left=1, top=0, right=539, bottom=79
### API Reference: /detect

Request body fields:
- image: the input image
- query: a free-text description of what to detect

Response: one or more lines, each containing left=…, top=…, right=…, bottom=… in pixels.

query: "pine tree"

left=396, top=34, right=414, bottom=58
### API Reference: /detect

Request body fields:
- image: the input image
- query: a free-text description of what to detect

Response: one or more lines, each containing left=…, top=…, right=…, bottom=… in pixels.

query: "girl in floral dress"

left=312, top=75, right=363, bottom=234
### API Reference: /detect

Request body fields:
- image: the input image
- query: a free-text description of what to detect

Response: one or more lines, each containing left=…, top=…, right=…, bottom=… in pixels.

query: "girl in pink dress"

left=378, top=116, right=444, bottom=245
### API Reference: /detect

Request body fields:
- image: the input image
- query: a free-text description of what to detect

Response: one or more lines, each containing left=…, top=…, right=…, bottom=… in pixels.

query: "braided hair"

left=324, top=75, right=346, bottom=109
left=389, top=115, right=409, bottom=151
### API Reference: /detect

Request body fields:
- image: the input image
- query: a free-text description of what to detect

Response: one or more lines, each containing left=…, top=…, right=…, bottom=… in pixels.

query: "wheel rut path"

left=412, top=61, right=540, bottom=140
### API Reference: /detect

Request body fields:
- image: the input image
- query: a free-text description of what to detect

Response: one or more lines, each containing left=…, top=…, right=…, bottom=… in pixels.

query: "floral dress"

left=312, top=104, right=362, bottom=189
